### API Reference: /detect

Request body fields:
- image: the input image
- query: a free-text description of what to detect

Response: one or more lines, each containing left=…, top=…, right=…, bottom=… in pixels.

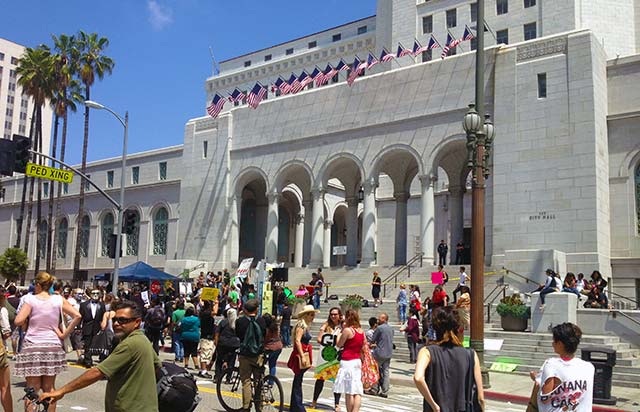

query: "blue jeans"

left=173, top=332, right=184, bottom=361
left=539, top=287, right=556, bottom=305
left=267, top=349, right=282, bottom=384
left=277, top=304, right=284, bottom=316
left=398, top=304, right=407, bottom=323
left=313, top=293, right=321, bottom=309
left=281, top=323, right=291, bottom=346
left=562, top=287, right=581, bottom=299
left=290, top=371, right=307, bottom=412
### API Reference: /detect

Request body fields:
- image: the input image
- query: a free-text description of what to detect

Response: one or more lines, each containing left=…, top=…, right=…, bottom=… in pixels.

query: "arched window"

left=57, top=218, right=68, bottom=259
left=101, top=213, right=114, bottom=257
left=79, top=215, right=90, bottom=258
left=636, top=164, right=640, bottom=234
left=38, top=221, right=48, bottom=258
left=152, top=207, right=169, bottom=255
left=125, top=210, right=140, bottom=256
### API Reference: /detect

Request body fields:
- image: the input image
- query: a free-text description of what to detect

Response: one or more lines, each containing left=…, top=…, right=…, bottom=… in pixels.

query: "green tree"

left=0, top=248, right=29, bottom=284
left=73, top=31, right=114, bottom=280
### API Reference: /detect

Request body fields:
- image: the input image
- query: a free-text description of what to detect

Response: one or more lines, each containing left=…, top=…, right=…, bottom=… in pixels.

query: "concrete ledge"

left=577, top=308, right=640, bottom=348
left=531, top=292, right=577, bottom=332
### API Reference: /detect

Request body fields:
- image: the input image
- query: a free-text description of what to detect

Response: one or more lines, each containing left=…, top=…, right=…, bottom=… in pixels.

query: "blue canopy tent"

left=116, top=261, right=178, bottom=282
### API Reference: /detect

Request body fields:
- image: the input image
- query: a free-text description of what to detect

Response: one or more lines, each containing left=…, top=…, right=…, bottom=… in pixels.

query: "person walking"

left=287, top=305, right=318, bottom=412
left=144, top=297, right=165, bottom=355
left=262, top=313, right=283, bottom=386
left=312, top=307, right=343, bottom=410
left=371, top=272, right=382, bottom=307
left=368, top=313, right=394, bottom=398
left=527, top=323, right=594, bottom=412
left=413, top=306, right=485, bottom=412
left=397, top=283, right=408, bottom=324
left=333, top=309, right=365, bottom=412
left=437, top=240, right=448, bottom=266
left=280, top=300, right=292, bottom=347
left=79, top=289, right=106, bottom=367
left=452, top=267, right=468, bottom=303
left=214, top=308, right=240, bottom=379
left=180, top=307, right=201, bottom=370
left=454, top=286, right=471, bottom=335
left=197, top=300, right=215, bottom=379
left=171, top=301, right=186, bottom=363
left=40, top=301, right=162, bottom=412
left=405, top=306, right=420, bottom=363
left=236, top=299, right=267, bottom=412
left=14, top=272, right=82, bottom=411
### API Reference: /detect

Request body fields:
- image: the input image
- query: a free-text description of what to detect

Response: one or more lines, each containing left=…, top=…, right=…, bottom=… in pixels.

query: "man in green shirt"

left=41, top=301, right=161, bottom=412
left=171, top=301, right=186, bottom=362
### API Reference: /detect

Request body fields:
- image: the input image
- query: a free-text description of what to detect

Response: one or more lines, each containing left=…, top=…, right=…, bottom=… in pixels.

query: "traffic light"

left=0, top=139, right=16, bottom=177
left=107, top=233, right=121, bottom=258
left=123, top=210, right=137, bottom=235
left=13, top=134, right=32, bottom=174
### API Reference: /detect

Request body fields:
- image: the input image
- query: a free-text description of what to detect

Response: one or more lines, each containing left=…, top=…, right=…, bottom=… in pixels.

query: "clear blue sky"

left=2, top=0, right=376, bottom=165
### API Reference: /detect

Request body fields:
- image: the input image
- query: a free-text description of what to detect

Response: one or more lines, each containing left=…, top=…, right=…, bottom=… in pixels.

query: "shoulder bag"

left=465, top=348, right=484, bottom=412
left=360, top=337, right=379, bottom=390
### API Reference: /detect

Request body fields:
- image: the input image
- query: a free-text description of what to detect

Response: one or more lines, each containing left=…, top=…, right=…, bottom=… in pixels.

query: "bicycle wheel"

left=216, top=367, right=243, bottom=412
left=257, top=375, right=284, bottom=412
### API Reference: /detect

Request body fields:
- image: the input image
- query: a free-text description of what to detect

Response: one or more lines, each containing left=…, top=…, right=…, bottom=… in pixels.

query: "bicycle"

left=23, top=387, right=50, bottom=412
left=216, top=351, right=284, bottom=412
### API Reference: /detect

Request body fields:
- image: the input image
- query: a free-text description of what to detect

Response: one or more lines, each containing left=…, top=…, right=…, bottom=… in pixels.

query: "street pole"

left=113, top=112, right=128, bottom=296
left=470, top=0, right=490, bottom=387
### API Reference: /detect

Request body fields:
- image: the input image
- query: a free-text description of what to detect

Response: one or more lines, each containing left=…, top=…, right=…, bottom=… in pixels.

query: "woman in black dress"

left=371, top=272, right=382, bottom=307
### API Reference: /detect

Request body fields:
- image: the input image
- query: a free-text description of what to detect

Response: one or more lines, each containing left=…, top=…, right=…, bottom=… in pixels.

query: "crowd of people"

left=534, top=269, right=611, bottom=309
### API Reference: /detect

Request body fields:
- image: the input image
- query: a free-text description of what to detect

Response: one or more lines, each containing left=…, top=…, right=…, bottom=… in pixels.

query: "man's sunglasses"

left=112, top=317, right=137, bottom=324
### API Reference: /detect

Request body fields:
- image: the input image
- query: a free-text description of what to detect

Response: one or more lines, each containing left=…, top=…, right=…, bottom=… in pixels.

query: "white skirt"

left=333, top=359, right=363, bottom=395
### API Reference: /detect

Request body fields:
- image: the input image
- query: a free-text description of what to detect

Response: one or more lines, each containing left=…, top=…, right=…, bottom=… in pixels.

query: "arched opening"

left=237, top=170, right=268, bottom=262
left=57, top=218, right=68, bottom=259
left=101, top=212, right=114, bottom=257
left=331, top=205, right=348, bottom=266
left=78, top=215, right=90, bottom=258
left=38, top=220, right=48, bottom=259
left=153, top=207, right=169, bottom=256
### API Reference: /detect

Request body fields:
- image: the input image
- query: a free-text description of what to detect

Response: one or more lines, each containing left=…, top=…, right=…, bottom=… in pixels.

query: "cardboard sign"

left=141, top=291, right=150, bottom=306
left=200, top=287, right=219, bottom=301
left=236, top=258, right=253, bottom=278
left=431, top=272, right=444, bottom=284
left=490, top=362, right=519, bottom=372
left=261, top=282, right=273, bottom=316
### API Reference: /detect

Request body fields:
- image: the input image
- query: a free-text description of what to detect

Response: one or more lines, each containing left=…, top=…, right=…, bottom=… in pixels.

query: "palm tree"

left=15, top=46, right=56, bottom=278
left=48, top=34, right=82, bottom=272
left=72, top=31, right=114, bottom=281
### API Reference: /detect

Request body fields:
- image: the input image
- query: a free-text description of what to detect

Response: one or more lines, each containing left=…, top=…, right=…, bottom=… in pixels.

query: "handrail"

left=502, top=266, right=540, bottom=285
left=608, top=290, right=639, bottom=309
left=610, top=309, right=640, bottom=328
left=382, top=252, right=424, bottom=298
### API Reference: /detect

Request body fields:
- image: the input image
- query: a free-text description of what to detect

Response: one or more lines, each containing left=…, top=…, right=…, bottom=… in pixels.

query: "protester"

left=280, top=300, right=292, bottom=347
left=181, top=307, right=201, bottom=370
left=333, top=309, right=365, bottom=412
left=312, top=307, right=343, bottom=410
left=15, top=272, right=81, bottom=411
left=371, top=272, right=382, bottom=307
left=79, top=289, right=106, bottom=367
left=527, top=323, right=594, bottom=411
left=263, top=313, right=283, bottom=385
left=198, top=300, right=215, bottom=378
left=397, top=283, right=408, bottom=324
left=214, top=308, right=240, bottom=379
left=0, top=287, right=12, bottom=412
left=452, top=266, right=468, bottom=303
left=437, top=264, right=449, bottom=286
left=288, top=305, right=317, bottom=412
left=40, top=301, right=161, bottom=412
left=428, top=285, right=448, bottom=308
left=236, top=299, right=267, bottom=412
left=144, top=297, right=165, bottom=354
left=413, top=306, right=485, bottom=412
left=368, top=313, right=393, bottom=398
left=405, top=306, right=420, bottom=363
left=171, top=301, right=186, bottom=363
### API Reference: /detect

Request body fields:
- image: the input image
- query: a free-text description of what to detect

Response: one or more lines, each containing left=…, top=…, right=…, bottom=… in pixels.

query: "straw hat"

left=297, top=305, right=320, bottom=317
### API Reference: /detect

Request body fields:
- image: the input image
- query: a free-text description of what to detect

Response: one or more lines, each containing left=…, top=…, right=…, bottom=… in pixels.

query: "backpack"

left=157, top=361, right=200, bottom=412
left=239, top=316, right=263, bottom=357
left=4, top=301, right=16, bottom=327
left=148, top=307, right=165, bottom=329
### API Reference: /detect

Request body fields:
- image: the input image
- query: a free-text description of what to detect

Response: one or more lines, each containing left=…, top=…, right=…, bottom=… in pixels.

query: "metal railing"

left=608, top=290, right=639, bottom=310
left=484, top=277, right=509, bottom=323
left=610, top=309, right=640, bottom=328
left=502, top=266, right=540, bottom=287
left=382, top=252, right=424, bottom=298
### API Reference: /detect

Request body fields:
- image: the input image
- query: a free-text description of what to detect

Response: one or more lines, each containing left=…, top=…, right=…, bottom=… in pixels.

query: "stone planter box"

left=500, top=314, right=528, bottom=332
left=340, top=303, right=362, bottom=316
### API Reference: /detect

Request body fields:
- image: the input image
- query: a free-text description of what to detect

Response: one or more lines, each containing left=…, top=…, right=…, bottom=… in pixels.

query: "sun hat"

left=297, top=305, right=320, bottom=317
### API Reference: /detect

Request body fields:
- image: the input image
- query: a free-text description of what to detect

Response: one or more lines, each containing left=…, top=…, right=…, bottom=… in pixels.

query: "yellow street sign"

left=25, top=162, right=74, bottom=184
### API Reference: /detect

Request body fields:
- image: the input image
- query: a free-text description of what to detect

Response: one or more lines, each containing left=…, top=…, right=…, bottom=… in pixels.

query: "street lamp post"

left=84, top=100, right=128, bottom=296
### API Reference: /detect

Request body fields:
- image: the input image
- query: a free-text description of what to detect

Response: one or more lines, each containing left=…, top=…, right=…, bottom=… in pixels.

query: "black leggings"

left=313, top=379, right=341, bottom=405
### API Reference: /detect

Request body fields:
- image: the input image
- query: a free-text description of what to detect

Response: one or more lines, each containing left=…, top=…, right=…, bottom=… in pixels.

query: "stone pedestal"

left=531, top=292, right=577, bottom=333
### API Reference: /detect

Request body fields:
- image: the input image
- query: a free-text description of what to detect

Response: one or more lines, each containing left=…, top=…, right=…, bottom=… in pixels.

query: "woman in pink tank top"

left=333, top=309, right=365, bottom=412
left=14, top=272, right=81, bottom=411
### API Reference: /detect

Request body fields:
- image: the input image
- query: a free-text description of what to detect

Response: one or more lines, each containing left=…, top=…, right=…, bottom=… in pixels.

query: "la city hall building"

left=1, top=0, right=640, bottom=301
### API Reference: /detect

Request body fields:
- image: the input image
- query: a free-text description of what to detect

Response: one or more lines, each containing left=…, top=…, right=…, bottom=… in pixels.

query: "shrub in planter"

left=339, top=294, right=364, bottom=313
left=496, top=294, right=530, bottom=331
left=289, top=296, right=307, bottom=318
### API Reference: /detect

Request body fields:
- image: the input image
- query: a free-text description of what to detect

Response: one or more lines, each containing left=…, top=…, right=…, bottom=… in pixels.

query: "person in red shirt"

left=429, top=286, right=448, bottom=308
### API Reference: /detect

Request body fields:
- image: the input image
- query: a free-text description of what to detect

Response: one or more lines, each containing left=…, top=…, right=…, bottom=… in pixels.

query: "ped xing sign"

left=25, top=162, right=74, bottom=183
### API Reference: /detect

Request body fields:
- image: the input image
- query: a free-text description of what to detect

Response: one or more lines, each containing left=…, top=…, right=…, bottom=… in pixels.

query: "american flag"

left=428, top=35, right=441, bottom=50
left=336, top=59, right=349, bottom=71
left=463, top=25, right=475, bottom=41
left=300, top=70, right=315, bottom=89
left=318, top=63, right=336, bottom=86
left=366, top=53, right=379, bottom=70
left=206, top=93, right=225, bottom=118
left=281, top=74, right=296, bottom=95
left=228, top=88, right=246, bottom=103
left=247, top=83, right=267, bottom=109
left=290, top=71, right=308, bottom=94
left=273, top=77, right=285, bottom=94
left=347, top=57, right=362, bottom=86
left=411, top=40, right=428, bottom=56
left=441, top=33, right=455, bottom=59
left=380, top=47, right=395, bottom=62
left=396, top=42, right=412, bottom=58
left=310, top=67, right=322, bottom=82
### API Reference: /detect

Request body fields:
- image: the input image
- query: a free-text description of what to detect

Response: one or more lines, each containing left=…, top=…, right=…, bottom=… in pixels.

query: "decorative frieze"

left=517, top=37, right=567, bottom=62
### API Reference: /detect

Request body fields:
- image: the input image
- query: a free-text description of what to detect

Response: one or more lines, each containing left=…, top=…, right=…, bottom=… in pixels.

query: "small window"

left=0, top=52, right=4, bottom=61
left=537, top=73, right=547, bottom=98
left=496, top=29, right=509, bottom=44
left=43, top=182, right=49, bottom=198
left=84, top=175, right=91, bottom=191
left=446, top=9, right=457, bottom=28
left=159, top=162, right=167, bottom=180
left=107, top=170, right=114, bottom=188
left=11, top=57, right=18, bottom=65
left=285, top=48, right=294, bottom=55
left=132, top=166, right=139, bottom=185
left=331, top=73, right=339, bottom=83
left=422, top=16, right=433, bottom=34
left=524, top=0, right=536, bottom=7
left=470, top=3, right=478, bottom=22
left=9, top=69, right=16, bottom=78
left=357, top=26, right=367, bottom=35
left=63, top=183, right=69, bottom=194
left=422, top=50, right=432, bottom=62
left=264, top=54, right=272, bottom=61
left=203, top=140, right=208, bottom=159
left=332, top=34, right=342, bottom=42
left=497, top=0, right=508, bottom=15
left=0, top=188, right=6, bottom=202
left=308, top=41, right=317, bottom=49
left=524, top=22, right=537, bottom=40
left=243, top=60, right=251, bottom=67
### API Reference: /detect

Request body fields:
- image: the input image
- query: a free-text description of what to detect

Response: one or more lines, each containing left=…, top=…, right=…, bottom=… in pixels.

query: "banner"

left=261, top=282, right=273, bottom=316
left=200, top=287, right=219, bottom=301
left=236, top=258, right=253, bottom=279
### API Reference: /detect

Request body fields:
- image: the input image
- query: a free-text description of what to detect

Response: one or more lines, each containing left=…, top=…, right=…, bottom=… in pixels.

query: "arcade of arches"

left=232, top=143, right=475, bottom=268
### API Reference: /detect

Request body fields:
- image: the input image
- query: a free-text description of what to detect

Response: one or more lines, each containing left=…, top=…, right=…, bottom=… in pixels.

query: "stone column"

left=361, top=179, right=377, bottom=266
left=228, top=195, right=241, bottom=267
left=420, top=175, right=436, bottom=265
left=265, top=191, right=279, bottom=262
left=323, top=219, right=333, bottom=268
left=302, top=199, right=312, bottom=265
left=294, top=214, right=304, bottom=268
left=394, top=191, right=409, bottom=265
left=345, top=197, right=359, bottom=266
left=448, top=184, right=465, bottom=263
left=309, top=188, right=325, bottom=268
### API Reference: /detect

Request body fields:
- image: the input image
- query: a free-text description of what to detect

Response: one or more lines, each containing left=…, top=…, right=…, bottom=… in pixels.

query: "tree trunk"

left=73, top=86, right=91, bottom=281
left=15, top=106, right=37, bottom=250
left=34, top=107, right=43, bottom=275
left=51, top=110, right=68, bottom=274
left=46, top=114, right=60, bottom=272
left=23, top=108, right=41, bottom=261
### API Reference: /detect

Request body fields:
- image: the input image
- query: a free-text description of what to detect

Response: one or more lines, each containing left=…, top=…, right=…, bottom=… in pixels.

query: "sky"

left=2, top=0, right=377, bottom=165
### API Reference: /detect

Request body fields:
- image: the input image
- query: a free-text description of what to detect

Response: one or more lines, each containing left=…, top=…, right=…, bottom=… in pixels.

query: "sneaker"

left=198, top=371, right=213, bottom=379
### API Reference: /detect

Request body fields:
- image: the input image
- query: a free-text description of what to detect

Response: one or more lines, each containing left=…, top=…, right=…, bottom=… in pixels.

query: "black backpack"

left=157, top=361, right=200, bottom=412
left=239, top=316, right=263, bottom=357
